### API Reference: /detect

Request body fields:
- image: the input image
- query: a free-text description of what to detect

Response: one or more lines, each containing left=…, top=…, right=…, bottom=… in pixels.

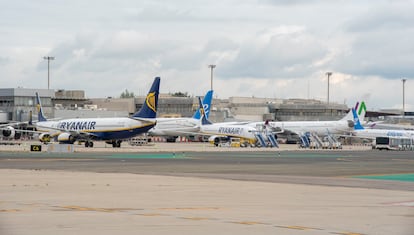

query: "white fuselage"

left=148, top=117, right=200, bottom=136
left=247, top=120, right=353, bottom=136
left=36, top=117, right=155, bottom=140
left=352, top=129, right=414, bottom=140
left=200, top=123, right=257, bottom=140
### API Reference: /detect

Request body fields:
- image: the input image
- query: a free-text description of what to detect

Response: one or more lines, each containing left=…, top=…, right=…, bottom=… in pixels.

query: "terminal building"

left=0, top=88, right=54, bottom=122
left=0, top=88, right=411, bottom=126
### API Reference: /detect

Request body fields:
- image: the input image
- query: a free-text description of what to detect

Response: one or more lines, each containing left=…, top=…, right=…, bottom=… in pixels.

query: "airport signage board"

left=30, top=145, right=42, bottom=152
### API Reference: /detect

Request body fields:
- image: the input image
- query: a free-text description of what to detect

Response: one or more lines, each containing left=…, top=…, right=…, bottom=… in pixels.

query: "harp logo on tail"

left=146, top=92, right=157, bottom=113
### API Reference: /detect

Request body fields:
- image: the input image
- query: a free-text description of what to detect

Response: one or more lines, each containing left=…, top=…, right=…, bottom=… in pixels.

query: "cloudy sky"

left=1, top=0, right=414, bottom=111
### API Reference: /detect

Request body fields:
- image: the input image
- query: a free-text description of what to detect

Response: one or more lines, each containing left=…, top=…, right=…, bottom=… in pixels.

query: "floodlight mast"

left=402, top=78, right=407, bottom=118
left=43, top=56, right=55, bottom=90
left=208, top=64, right=216, bottom=91
left=326, top=72, right=332, bottom=104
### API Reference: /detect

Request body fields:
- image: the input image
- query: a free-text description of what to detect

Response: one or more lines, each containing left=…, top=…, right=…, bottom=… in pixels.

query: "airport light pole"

left=402, top=78, right=407, bottom=118
left=208, top=64, right=216, bottom=91
left=326, top=72, right=332, bottom=104
left=43, top=56, right=55, bottom=90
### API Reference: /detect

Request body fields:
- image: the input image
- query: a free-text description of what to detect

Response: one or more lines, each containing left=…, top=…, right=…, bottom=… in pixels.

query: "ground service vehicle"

left=374, top=136, right=413, bottom=150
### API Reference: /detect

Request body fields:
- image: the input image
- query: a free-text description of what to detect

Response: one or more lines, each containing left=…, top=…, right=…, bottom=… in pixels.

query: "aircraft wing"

left=0, top=121, right=29, bottom=127
left=160, top=128, right=202, bottom=136
left=131, top=117, right=157, bottom=123
left=335, top=134, right=376, bottom=140
left=270, top=127, right=300, bottom=136
left=369, top=122, right=414, bottom=130
left=34, top=124, right=99, bottom=139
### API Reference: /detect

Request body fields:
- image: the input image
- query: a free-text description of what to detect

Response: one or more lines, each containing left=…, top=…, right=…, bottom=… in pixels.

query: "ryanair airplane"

left=195, top=97, right=260, bottom=145
left=35, top=77, right=160, bottom=148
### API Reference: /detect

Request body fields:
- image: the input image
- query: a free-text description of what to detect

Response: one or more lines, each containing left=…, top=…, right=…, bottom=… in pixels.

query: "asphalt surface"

left=1, top=144, right=414, bottom=235
left=1, top=148, right=413, bottom=191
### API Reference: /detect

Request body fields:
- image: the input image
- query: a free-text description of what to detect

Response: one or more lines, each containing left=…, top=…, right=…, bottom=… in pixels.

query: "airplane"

left=34, top=77, right=160, bottom=148
left=147, top=90, right=213, bottom=142
left=244, top=101, right=367, bottom=138
left=195, top=97, right=277, bottom=147
left=0, top=122, right=23, bottom=140
left=351, top=107, right=414, bottom=140
left=0, top=112, right=39, bottom=140
left=365, top=121, right=414, bottom=131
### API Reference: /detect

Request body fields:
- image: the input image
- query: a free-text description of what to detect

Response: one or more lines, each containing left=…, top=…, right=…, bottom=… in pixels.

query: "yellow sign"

left=30, top=145, right=42, bottom=152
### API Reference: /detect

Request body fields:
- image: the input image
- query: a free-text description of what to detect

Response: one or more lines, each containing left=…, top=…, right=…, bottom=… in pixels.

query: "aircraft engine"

left=208, top=135, right=230, bottom=146
left=347, top=120, right=355, bottom=128
left=208, top=135, right=219, bottom=144
left=2, top=126, right=16, bottom=138
left=38, top=133, right=52, bottom=143
left=57, top=133, right=76, bottom=144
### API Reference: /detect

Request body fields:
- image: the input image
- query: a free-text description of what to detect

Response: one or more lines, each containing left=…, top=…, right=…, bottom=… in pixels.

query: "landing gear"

left=104, top=140, right=122, bottom=148
left=84, top=141, right=94, bottom=148
left=112, top=140, right=122, bottom=148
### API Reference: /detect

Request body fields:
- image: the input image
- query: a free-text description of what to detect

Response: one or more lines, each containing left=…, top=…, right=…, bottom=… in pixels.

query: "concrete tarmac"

left=0, top=142, right=413, bottom=234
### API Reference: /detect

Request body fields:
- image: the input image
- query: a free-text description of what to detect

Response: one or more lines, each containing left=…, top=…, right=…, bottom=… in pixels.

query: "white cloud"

left=0, top=0, right=413, bottom=111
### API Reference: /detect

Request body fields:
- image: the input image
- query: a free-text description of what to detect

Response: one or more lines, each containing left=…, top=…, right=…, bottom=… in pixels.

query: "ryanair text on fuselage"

left=218, top=126, right=243, bottom=135
left=58, top=121, right=97, bottom=131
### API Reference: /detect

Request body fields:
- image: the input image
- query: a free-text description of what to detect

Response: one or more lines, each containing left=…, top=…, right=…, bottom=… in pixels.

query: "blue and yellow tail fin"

left=193, top=90, right=213, bottom=119
left=198, top=97, right=212, bottom=125
left=132, top=77, right=160, bottom=119
left=35, top=92, right=47, bottom=122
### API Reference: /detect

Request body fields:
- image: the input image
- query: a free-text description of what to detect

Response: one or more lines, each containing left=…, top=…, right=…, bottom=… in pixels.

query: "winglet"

left=193, top=90, right=213, bottom=119
left=352, top=108, right=364, bottom=130
left=35, top=92, right=47, bottom=122
left=132, top=77, right=160, bottom=119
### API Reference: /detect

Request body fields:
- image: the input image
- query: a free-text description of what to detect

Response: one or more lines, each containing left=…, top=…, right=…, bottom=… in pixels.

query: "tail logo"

left=203, top=104, right=209, bottom=116
left=358, top=101, right=366, bottom=115
left=146, top=92, right=157, bottom=113
left=200, top=104, right=206, bottom=118
left=36, top=104, right=41, bottom=113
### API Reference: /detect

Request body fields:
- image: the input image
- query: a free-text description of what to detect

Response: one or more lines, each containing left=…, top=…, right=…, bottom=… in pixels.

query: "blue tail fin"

left=132, top=77, right=160, bottom=119
left=352, top=108, right=364, bottom=130
left=35, top=92, right=47, bottom=122
left=197, top=97, right=212, bottom=125
left=193, top=90, right=213, bottom=119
